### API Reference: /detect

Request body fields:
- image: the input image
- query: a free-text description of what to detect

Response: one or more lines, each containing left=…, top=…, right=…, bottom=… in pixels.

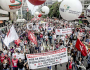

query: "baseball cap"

left=14, top=55, right=16, bottom=57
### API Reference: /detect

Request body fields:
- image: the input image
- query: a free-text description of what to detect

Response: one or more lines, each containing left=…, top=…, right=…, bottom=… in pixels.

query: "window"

left=18, top=12, right=21, bottom=15
left=0, top=14, right=9, bottom=17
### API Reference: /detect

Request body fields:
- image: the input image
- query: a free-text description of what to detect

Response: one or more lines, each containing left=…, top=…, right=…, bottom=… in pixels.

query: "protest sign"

left=26, top=48, right=68, bottom=69
left=55, top=28, right=72, bottom=35
left=27, top=23, right=33, bottom=30
left=47, top=27, right=53, bottom=32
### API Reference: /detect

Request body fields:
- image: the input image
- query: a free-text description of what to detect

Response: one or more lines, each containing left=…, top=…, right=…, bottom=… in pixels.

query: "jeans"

left=46, top=41, right=47, bottom=45
left=3, top=69, right=7, bottom=70
left=47, top=66, right=51, bottom=69
left=49, top=39, right=52, bottom=44
left=13, top=67, right=18, bottom=70
left=25, top=60, right=27, bottom=62
left=74, top=64, right=78, bottom=70
left=21, top=46, right=23, bottom=50
left=86, top=64, right=90, bottom=70
left=55, top=65, right=57, bottom=70
left=19, top=68, right=23, bottom=70
left=40, top=38, right=43, bottom=42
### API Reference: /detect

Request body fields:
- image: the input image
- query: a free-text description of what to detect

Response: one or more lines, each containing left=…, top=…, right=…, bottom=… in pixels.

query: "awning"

left=0, top=21, right=3, bottom=23
left=16, top=19, right=26, bottom=22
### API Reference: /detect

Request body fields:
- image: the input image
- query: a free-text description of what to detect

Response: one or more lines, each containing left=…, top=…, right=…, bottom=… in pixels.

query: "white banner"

left=26, top=48, right=68, bottom=69
left=27, top=23, right=39, bottom=31
left=55, top=28, right=72, bottom=35
left=47, top=27, right=53, bottom=32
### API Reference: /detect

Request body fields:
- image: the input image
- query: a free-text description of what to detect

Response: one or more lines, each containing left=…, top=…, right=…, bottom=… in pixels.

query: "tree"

left=48, top=2, right=61, bottom=18
left=25, top=12, right=32, bottom=20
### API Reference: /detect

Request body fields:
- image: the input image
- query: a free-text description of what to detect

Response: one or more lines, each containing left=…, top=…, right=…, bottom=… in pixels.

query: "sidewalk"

left=0, top=39, right=2, bottom=50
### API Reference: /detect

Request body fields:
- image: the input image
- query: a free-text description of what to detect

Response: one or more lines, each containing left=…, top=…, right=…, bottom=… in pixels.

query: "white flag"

left=3, top=25, right=19, bottom=47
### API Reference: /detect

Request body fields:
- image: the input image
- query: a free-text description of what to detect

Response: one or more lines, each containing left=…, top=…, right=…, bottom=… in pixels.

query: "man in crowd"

left=0, top=18, right=90, bottom=70
left=12, top=55, right=18, bottom=70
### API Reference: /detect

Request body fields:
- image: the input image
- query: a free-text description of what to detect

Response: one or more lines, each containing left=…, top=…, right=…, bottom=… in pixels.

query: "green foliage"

left=48, top=2, right=61, bottom=18
left=42, top=15, right=47, bottom=18
left=25, top=12, right=32, bottom=20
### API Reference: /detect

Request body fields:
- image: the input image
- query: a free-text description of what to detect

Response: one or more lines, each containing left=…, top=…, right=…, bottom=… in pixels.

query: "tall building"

left=80, top=0, right=90, bottom=17
left=80, top=0, right=90, bottom=10
left=0, top=6, right=9, bottom=27
left=41, top=0, right=58, bottom=6
left=17, top=0, right=31, bottom=19
left=52, top=0, right=58, bottom=4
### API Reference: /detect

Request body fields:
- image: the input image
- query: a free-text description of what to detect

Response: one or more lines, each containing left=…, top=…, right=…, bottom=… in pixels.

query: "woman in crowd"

left=3, top=57, right=9, bottom=70
left=76, top=57, right=84, bottom=70
left=49, top=34, right=52, bottom=45
left=0, top=18, right=90, bottom=70
left=10, top=47, right=14, bottom=56
left=68, top=57, right=74, bottom=70
left=45, top=35, right=48, bottom=45
left=24, top=62, right=29, bottom=70
left=17, top=58, right=24, bottom=70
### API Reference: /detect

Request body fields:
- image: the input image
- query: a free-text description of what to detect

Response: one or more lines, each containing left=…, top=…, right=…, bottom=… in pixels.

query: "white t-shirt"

left=19, top=53, right=25, bottom=60
left=45, top=36, right=48, bottom=40
left=41, top=46, right=44, bottom=51
left=3, top=50, right=7, bottom=55
left=53, top=35, right=56, bottom=39
left=8, top=52, right=11, bottom=57
left=12, top=53, right=18, bottom=59
left=61, top=36, right=65, bottom=41
left=17, top=53, right=20, bottom=59
left=16, top=47, right=21, bottom=52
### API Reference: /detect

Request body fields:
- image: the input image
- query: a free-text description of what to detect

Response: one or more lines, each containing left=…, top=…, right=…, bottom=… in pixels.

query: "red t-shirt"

left=80, top=29, right=83, bottom=32
left=89, top=31, right=90, bottom=34
left=0, top=56, right=5, bottom=63
left=40, top=34, right=43, bottom=38
left=24, top=40, right=27, bottom=44
left=12, top=59, right=18, bottom=67
left=39, top=26, right=41, bottom=29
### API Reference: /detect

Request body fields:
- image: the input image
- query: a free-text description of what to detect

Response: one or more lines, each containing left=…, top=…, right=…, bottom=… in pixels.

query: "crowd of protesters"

left=0, top=18, right=90, bottom=70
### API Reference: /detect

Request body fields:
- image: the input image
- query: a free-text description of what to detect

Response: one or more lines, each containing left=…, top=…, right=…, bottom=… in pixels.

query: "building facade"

left=79, top=0, right=90, bottom=17
left=17, top=0, right=31, bottom=19
left=0, top=6, right=9, bottom=27
left=38, top=0, right=58, bottom=11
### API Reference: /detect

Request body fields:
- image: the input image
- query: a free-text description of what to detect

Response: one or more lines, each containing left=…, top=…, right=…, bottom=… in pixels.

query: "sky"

left=58, top=0, right=62, bottom=2
left=26, top=0, right=39, bottom=15
left=26, top=0, right=62, bottom=15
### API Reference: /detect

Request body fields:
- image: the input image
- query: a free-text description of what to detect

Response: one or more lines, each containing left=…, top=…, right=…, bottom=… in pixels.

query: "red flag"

left=14, top=38, right=21, bottom=46
left=75, top=38, right=87, bottom=56
left=28, top=31, right=37, bottom=45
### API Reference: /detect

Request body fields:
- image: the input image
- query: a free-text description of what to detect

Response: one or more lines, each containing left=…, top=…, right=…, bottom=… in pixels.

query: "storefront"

left=0, top=6, right=9, bottom=27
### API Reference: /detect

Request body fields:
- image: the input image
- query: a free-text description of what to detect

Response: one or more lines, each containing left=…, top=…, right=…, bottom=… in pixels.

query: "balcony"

left=0, top=17, right=9, bottom=20
left=0, top=9, right=8, bottom=14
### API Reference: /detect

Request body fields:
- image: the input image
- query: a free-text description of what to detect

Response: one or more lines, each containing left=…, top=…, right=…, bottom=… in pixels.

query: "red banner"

left=14, top=38, right=21, bottom=46
left=28, top=31, right=37, bottom=45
